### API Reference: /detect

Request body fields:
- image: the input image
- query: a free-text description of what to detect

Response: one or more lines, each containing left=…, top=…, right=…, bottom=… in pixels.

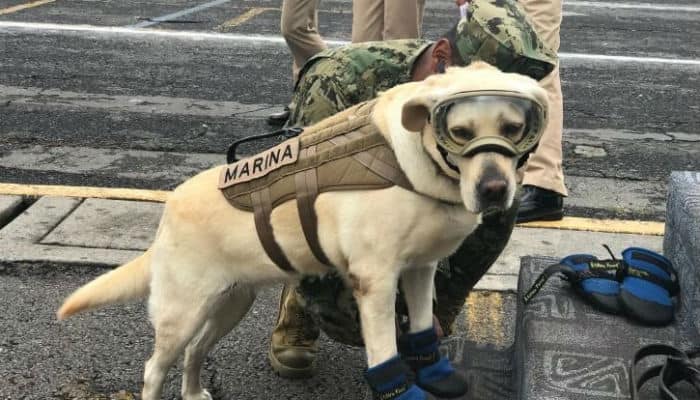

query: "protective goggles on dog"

left=430, top=90, right=547, bottom=158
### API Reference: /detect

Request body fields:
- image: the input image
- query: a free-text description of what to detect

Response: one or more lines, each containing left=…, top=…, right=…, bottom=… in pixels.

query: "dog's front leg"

left=398, top=264, right=469, bottom=398
left=399, top=264, right=437, bottom=334
left=351, top=262, right=427, bottom=399
left=351, top=263, right=399, bottom=367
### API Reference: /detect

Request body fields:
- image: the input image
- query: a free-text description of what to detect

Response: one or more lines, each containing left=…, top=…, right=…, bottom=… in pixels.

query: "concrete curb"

left=0, top=195, right=663, bottom=291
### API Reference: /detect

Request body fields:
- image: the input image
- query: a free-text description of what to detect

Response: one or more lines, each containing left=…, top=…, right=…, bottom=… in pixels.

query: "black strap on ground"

left=522, top=263, right=577, bottom=304
left=227, top=127, right=303, bottom=163
left=630, top=344, right=700, bottom=400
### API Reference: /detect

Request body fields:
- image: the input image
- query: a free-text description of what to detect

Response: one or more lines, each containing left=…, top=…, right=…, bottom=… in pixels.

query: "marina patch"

left=218, top=137, right=300, bottom=189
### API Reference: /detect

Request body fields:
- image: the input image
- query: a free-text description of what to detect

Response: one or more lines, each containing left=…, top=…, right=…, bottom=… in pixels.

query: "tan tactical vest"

left=219, top=100, right=413, bottom=272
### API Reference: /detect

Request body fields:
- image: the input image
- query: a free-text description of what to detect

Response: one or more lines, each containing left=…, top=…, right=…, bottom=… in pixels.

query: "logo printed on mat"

left=218, top=138, right=300, bottom=189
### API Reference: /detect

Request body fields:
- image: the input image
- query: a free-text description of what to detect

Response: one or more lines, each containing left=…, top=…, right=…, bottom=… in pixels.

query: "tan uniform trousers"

left=281, top=0, right=328, bottom=82
left=518, top=0, right=568, bottom=196
left=351, top=0, right=426, bottom=42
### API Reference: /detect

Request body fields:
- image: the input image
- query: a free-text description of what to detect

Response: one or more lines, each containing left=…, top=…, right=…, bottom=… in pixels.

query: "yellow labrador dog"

left=57, top=62, right=548, bottom=400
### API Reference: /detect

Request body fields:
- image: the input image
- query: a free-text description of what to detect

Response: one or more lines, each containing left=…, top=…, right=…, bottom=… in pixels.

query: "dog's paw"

left=183, top=389, right=213, bottom=400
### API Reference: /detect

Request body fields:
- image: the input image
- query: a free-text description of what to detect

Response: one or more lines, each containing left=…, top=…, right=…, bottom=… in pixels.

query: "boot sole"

left=268, top=347, right=318, bottom=379
left=516, top=209, right=563, bottom=224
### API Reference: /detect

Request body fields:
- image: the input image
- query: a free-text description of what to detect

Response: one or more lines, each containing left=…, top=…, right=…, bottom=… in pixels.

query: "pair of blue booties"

left=524, top=247, right=680, bottom=326
left=364, top=328, right=468, bottom=400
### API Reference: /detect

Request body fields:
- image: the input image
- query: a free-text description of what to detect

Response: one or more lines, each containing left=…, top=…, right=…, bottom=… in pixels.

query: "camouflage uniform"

left=287, top=0, right=557, bottom=346
left=287, top=39, right=432, bottom=128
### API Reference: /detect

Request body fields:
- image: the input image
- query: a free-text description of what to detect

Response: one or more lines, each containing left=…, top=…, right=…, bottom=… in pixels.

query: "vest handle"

left=226, top=127, right=304, bottom=163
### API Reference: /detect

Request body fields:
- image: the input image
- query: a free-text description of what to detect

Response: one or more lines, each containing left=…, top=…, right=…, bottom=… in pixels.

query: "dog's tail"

left=57, top=250, right=151, bottom=320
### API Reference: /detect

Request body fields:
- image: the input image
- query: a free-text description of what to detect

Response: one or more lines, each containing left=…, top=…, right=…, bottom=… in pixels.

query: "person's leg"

left=382, top=0, right=425, bottom=40
left=517, top=0, right=567, bottom=222
left=281, top=0, right=327, bottom=81
left=352, top=0, right=384, bottom=42
left=270, top=0, right=327, bottom=126
left=268, top=283, right=321, bottom=379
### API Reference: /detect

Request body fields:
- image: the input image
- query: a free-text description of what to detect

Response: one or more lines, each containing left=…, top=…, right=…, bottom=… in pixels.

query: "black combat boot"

left=516, top=185, right=564, bottom=223
left=266, top=106, right=290, bottom=127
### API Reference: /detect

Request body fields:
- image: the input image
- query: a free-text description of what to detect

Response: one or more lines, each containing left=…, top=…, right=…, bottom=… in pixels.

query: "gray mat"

left=514, top=256, right=697, bottom=400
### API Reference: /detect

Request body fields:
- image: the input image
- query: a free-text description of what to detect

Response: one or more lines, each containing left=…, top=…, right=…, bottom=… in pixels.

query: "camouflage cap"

left=451, top=0, right=557, bottom=80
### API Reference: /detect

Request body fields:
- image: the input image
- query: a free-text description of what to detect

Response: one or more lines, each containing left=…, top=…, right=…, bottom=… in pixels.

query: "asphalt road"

left=0, top=262, right=516, bottom=399
left=0, top=0, right=698, bottom=398
left=0, top=263, right=367, bottom=399
left=1, top=0, right=699, bottom=210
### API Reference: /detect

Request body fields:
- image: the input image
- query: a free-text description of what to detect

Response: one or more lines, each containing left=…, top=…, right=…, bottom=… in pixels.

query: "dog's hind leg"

left=181, top=284, right=256, bottom=400
left=141, top=276, right=224, bottom=400
left=399, top=264, right=437, bottom=333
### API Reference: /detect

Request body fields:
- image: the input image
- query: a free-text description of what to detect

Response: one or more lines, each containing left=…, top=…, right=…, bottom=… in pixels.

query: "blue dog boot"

left=365, top=356, right=427, bottom=400
left=398, top=328, right=468, bottom=398
left=619, top=247, right=679, bottom=326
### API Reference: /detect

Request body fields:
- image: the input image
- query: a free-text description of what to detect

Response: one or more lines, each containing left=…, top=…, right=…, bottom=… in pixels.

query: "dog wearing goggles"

left=57, top=62, right=547, bottom=400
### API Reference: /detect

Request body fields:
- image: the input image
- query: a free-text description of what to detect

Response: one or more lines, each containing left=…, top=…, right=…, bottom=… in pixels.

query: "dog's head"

left=398, top=62, right=548, bottom=214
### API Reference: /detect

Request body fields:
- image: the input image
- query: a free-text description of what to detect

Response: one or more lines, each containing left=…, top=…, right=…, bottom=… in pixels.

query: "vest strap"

left=295, top=146, right=333, bottom=266
left=251, top=188, right=295, bottom=272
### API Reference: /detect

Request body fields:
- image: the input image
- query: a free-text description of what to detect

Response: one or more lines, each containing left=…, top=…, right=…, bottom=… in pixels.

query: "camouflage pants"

left=297, top=198, right=519, bottom=346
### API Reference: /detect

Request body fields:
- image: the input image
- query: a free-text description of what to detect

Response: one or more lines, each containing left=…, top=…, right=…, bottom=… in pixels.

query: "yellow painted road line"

left=465, top=292, right=505, bottom=346
left=0, top=182, right=665, bottom=235
left=518, top=216, right=665, bottom=236
left=216, top=7, right=275, bottom=31
left=0, top=0, right=55, bottom=16
left=0, top=183, right=169, bottom=202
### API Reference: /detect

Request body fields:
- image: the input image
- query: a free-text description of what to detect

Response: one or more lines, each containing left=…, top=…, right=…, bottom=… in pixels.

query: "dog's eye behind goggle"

left=431, top=91, right=547, bottom=159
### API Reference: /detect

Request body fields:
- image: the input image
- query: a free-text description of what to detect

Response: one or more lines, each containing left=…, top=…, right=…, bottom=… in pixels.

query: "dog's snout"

left=478, top=178, right=507, bottom=203
left=476, top=165, right=509, bottom=208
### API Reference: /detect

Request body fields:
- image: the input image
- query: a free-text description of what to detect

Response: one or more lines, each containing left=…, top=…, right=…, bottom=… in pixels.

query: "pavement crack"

left=231, top=105, right=276, bottom=117
left=37, top=198, right=84, bottom=243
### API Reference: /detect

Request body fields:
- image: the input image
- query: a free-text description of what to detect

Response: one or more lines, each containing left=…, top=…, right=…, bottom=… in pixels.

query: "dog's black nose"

left=478, top=178, right=508, bottom=204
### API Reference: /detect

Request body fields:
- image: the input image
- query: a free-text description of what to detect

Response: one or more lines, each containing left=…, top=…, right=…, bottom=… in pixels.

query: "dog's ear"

left=401, top=97, right=431, bottom=132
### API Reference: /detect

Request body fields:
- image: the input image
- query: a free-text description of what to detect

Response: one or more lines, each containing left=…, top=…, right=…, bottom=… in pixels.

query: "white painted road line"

left=1, top=22, right=699, bottom=67
left=559, top=52, right=700, bottom=66
left=130, top=0, right=233, bottom=28
left=406, top=0, right=699, bottom=12
left=565, top=1, right=700, bottom=12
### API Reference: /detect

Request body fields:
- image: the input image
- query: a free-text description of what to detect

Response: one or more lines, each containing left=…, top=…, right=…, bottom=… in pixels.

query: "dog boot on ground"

left=619, top=247, right=680, bottom=326
left=398, top=328, right=468, bottom=398
left=365, top=356, right=428, bottom=400
left=268, top=285, right=320, bottom=379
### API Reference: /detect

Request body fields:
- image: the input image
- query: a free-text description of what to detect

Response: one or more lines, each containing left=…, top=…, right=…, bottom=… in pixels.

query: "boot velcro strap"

left=398, top=328, right=438, bottom=355
left=622, top=247, right=680, bottom=296
left=365, top=357, right=412, bottom=394
left=625, top=266, right=680, bottom=294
